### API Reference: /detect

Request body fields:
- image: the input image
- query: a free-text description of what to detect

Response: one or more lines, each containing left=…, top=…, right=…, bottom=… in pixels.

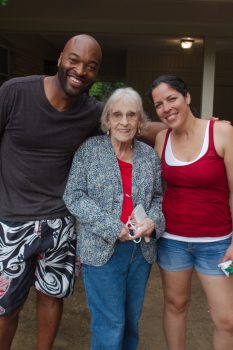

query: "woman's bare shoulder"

left=213, top=120, right=233, bottom=156
left=214, top=120, right=233, bottom=134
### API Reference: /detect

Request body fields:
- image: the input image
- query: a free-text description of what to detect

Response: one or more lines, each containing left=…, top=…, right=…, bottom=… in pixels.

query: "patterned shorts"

left=0, top=216, right=76, bottom=316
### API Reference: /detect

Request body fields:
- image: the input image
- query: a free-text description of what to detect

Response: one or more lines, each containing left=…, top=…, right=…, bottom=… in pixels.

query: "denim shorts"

left=157, top=237, right=232, bottom=276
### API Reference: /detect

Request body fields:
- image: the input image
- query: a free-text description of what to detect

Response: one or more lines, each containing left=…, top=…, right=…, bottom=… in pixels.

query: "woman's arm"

left=139, top=117, right=231, bottom=148
left=216, top=123, right=233, bottom=262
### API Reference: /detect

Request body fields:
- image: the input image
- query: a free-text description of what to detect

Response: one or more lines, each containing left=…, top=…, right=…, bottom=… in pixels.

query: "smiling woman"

left=105, top=100, right=140, bottom=150
left=150, top=74, right=233, bottom=350
left=100, top=88, right=149, bottom=158
left=63, top=87, right=165, bottom=350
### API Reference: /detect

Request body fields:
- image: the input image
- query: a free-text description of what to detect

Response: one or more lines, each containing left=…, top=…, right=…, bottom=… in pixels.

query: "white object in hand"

left=133, top=204, right=150, bottom=243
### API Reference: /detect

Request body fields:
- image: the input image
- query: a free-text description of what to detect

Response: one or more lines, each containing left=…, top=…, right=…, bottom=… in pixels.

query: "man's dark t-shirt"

left=0, top=75, right=103, bottom=221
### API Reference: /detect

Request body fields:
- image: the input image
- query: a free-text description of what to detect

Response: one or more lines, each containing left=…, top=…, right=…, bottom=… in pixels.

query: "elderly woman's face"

left=107, top=100, right=140, bottom=144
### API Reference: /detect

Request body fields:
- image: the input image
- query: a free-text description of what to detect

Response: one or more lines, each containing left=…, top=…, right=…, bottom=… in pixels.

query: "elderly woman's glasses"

left=110, top=111, right=138, bottom=122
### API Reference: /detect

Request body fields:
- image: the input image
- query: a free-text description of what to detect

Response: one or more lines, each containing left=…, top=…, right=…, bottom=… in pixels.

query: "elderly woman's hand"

left=118, top=226, right=131, bottom=242
left=129, top=218, right=155, bottom=241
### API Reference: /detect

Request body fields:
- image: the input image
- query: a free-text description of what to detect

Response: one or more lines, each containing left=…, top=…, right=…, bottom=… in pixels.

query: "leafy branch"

left=0, top=0, right=9, bottom=6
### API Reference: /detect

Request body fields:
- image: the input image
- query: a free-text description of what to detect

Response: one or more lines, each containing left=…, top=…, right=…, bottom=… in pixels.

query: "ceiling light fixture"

left=180, top=38, right=194, bottom=49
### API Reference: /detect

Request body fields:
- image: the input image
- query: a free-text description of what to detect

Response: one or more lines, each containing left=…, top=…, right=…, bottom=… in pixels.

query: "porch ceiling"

left=0, top=0, right=233, bottom=55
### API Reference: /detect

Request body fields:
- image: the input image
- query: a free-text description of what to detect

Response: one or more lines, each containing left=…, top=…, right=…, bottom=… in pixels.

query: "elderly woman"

left=63, top=87, right=164, bottom=350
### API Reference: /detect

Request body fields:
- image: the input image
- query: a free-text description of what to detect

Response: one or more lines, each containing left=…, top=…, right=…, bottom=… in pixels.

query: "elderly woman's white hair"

left=101, top=87, right=148, bottom=133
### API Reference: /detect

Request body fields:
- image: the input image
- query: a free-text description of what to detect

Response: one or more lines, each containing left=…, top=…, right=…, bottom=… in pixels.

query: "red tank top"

left=162, top=120, right=232, bottom=238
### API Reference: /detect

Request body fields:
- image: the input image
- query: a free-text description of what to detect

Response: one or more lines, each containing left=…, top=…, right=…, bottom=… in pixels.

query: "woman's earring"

left=137, top=128, right=141, bottom=135
left=107, top=130, right=110, bottom=136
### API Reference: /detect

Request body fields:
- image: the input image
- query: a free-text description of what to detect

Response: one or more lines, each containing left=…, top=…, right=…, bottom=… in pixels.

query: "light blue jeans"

left=82, top=241, right=151, bottom=350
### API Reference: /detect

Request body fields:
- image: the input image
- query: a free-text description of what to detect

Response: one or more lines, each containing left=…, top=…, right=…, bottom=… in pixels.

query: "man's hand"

left=210, top=116, right=231, bottom=124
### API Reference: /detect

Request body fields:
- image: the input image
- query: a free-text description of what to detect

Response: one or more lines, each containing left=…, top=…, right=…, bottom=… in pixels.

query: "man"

left=0, top=33, right=164, bottom=350
left=0, top=34, right=103, bottom=350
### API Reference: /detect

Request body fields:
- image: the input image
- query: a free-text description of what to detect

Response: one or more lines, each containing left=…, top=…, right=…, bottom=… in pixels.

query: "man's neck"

left=44, top=75, right=78, bottom=112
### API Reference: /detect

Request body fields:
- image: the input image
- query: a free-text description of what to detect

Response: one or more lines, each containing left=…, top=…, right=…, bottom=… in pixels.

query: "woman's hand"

left=129, top=218, right=155, bottom=241
left=221, top=241, right=233, bottom=263
left=118, top=226, right=130, bottom=242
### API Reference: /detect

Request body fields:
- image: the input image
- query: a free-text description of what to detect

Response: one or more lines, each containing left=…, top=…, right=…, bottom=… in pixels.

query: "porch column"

left=201, top=37, right=216, bottom=118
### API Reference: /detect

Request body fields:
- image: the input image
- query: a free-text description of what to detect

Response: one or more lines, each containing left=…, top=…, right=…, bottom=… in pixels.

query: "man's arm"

left=0, top=80, right=12, bottom=136
left=139, top=117, right=231, bottom=148
left=139, top=121, right=167, bottom=147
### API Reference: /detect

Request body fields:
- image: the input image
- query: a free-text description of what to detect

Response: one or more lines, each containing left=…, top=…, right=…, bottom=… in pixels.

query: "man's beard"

left=57, top=65, right=95, bottom=97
